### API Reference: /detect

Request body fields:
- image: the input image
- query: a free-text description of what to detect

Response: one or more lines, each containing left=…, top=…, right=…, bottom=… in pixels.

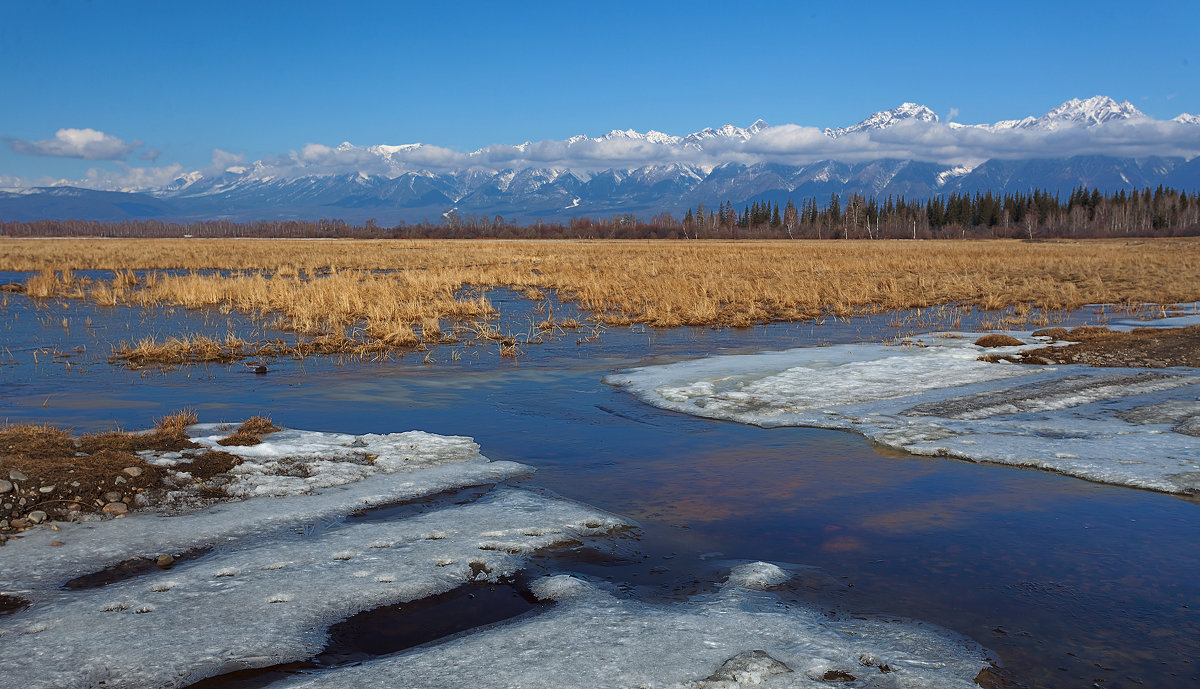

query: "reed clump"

left=217, top=416, right=280, bottom=446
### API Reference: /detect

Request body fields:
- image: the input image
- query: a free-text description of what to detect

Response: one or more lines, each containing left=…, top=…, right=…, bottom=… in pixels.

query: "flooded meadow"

left=2, top=271, right=1199, bottom=688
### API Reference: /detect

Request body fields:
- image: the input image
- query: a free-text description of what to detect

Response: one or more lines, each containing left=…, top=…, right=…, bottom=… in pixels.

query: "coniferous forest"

left=2, top=185, right=1197, bottom=240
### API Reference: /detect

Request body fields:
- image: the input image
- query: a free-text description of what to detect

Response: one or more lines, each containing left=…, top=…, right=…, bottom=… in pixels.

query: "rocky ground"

left=979, top=325, right=1200, bottom=368
left=0, top=414, right=277, bottom=544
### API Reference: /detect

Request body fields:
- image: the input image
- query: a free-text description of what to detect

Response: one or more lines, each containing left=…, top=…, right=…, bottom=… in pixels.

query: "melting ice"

left=608, top=330, right=1200, bottom=495
left=0, top=425, right=996, bottom=689
left=0, top=427, right=624, bottom=689
left=263, top=564, right=989, bottom=689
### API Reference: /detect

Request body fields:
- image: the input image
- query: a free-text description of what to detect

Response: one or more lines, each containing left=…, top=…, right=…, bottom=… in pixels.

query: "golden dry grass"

left=5, top=238, right=1200, bottom=360
left=216, top=416, right=280, bottom=446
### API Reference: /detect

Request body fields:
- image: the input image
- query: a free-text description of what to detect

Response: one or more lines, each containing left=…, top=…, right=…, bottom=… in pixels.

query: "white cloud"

left=30, top=113, right=1200, bottom=193
left=72, top=163, right=186, bottom=192
left=6, top=128, right=144, bottom=160
left=205, top=148, right=247, bottom=174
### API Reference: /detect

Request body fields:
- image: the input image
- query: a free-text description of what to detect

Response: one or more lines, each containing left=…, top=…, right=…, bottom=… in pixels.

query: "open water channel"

left=2, top=276, right=1198, bottom=688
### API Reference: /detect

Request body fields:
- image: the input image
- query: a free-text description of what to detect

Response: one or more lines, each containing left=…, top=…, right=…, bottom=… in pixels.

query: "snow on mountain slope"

left=683, top=119, right=770, bottom=147
left=825, top=103, right=939, bottom=138
left=960, top=96, right=1148, bottom=132
left=1023, top=95, right=1146, bottom=131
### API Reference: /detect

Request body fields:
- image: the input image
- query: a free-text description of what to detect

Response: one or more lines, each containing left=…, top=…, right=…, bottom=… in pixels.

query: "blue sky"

left=2, top=0, right=1197, bottom=185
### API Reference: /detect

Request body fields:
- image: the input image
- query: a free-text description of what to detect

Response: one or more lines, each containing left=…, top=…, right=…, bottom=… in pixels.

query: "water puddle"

left=186, top=582, right=541, bottom=688
left=62, top=546, right=214, bottom=590
left=346, top=484, right=500, bottom=523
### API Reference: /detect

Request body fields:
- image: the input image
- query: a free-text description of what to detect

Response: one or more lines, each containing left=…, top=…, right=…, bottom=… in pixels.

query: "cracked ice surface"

left=264, top=566, right=989, bottom=689
left=1, top=428, right=532, bottom=591
left=0, top=426, right=627, bottom=689
left=0, top=488, right=624, bottom=689
left=608, top=332, right=1200, bottom=495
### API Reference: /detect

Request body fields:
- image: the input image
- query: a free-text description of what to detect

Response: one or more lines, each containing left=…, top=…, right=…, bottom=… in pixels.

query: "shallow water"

left=2, top=288, right=1198, bottom=688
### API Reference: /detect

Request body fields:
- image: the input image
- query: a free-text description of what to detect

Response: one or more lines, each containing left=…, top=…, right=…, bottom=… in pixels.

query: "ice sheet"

left=2, top=428, right=531, bottom=591
left=0, top=486, right=624, bottom=689
left=264, top=567, right=989, bottom=689
left=609, top=331, right=1200, bottom=495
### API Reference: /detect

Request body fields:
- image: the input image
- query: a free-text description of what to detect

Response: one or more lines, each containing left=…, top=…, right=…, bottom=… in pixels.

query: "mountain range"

left=2, top=96, right=1198, bottom=224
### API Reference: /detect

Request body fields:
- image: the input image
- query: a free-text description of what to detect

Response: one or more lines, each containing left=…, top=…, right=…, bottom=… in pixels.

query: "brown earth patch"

left=1030, top=327, right=1069, bottom=339
left=974, top=334, right=1025, bottom=347
left=985, top=325, right=1200, bottom=368
left=185, top=450, right=244, bottom=481
left=0, top=410, right=251, bottom=540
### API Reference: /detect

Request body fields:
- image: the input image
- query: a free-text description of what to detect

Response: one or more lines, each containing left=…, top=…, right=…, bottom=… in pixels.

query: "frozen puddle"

left=608, top=332, right=1200, bottom=495
left=0, top=426, right=625, bottom=689
left=264, top=563, right=989, bottom=689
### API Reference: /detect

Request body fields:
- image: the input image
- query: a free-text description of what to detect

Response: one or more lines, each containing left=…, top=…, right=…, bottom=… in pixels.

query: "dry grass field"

left=3, top=238, right=1198, bottom=363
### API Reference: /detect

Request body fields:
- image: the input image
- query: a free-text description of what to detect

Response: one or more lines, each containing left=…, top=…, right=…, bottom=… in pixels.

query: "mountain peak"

left=1032, top=96, right=1145, bottom=130
left=682, top=120, right=769, bottom=147
left=825, top=103, right=939, bottom=138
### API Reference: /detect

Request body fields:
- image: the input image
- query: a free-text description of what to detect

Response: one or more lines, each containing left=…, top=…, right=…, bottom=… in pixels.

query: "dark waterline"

left=2, top=290, right=1198, bottom=688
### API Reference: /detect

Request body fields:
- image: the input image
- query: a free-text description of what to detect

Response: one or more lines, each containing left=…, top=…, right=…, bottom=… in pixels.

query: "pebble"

left=10, top=519, right=30, bottom=529
left=101, top=502, right=129, bottom=516
left=27, top=510, right=47, bottom=524
left=50, top=541, right=65, bottom=547
left=39, top=485, right=55, bottom=493
left=156, top=554, right=175, bottom=568
left=122, top=466, right=143, bottom=478
left=0, top=480, right=11, bottom=494
left=104, top=491, right=124, bottom=503
left=9, top=470, right=28, bottom=482
left=114, top=476, right=128, bottom=485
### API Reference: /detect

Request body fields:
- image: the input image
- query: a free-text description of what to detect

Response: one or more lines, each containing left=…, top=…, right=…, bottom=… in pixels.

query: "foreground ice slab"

left=608, top=332, right=1200, bottom=495
left=1, top=428, right=532, bottom=591
left=266, top=563, right=989, bottom=689
left=0, top=427, right=625, bottom=689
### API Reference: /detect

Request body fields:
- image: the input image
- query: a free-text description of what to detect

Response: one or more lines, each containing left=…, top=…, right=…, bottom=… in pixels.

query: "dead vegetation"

left=4, top=238, right=1199, bottom=363
left=217, top=416, right=281, bottom=446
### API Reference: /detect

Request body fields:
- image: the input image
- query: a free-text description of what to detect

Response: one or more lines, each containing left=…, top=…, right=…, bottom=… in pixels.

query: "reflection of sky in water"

left=2, top=290, right=1199, bottom=688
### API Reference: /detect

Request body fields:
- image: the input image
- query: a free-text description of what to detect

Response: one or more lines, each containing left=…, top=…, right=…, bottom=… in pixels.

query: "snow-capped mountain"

left=683, top=119, right=770, bottom=147
left=960, top=96, right=1147, bottom=132
left=3, top=96, right=1198, bottom=224
left=824, top=103, right=939, bottom=138
left=1020, top=95, right=1146, bottom=130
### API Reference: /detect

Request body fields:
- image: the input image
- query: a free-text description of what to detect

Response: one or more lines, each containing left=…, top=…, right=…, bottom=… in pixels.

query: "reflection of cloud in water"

left=857, top=491, right=1053, bottom=536
left=591, top=441, right=942, bottom=525
left=820, top=534, right=868, bottom=553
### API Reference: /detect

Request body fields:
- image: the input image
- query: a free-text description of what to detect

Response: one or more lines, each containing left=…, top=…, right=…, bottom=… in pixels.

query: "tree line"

left=3, top=185, right=1197, bottom=240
